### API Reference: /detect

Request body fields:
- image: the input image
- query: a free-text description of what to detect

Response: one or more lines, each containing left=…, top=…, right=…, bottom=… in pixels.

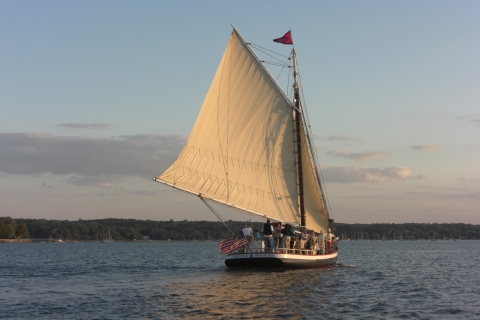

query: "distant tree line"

left=334, top=223, right=480, bottom=240
left=3, top=217, right=479, bottom=241
left=0, top=217, right=29, bottom=239
left=10, top=218, right=264, bottom=241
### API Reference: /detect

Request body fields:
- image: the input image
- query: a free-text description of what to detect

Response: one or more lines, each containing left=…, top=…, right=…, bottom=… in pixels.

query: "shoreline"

left=0, top=239, right=31, bottom=243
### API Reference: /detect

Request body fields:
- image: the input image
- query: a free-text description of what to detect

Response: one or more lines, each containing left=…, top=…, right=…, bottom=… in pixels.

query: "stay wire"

left=249, top=43, right=291, bottom=59
left=296, top=68, right=334, bottom=220
left=274, top=52, right=293, bottom=82
left=249, top=44, right=291, bottom=70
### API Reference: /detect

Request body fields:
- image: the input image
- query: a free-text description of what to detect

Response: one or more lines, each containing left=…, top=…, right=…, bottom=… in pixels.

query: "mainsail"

left=155, top=28, right=329, bottom=233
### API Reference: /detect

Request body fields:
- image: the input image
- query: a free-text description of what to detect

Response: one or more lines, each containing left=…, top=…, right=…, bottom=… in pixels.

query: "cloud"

left=455, top=115, right=473, bottom=121
left=327, top=150, right=390, bottom=161
left=327, top=136, right=362, bottom=142
left=455, top=115, right=480, bottom=127
left=411, top=145, right=440, bottom=151
left=123, top=189, right=158, bottom=196
left=321, top=166, right=424, bottom=184
left=403, top=190, right=480, bottom=201
left=67, top=176, right=118, bottom=188
left=443, top=192, right=480, bottom=201
left=58, top=123, right=114, bottom=130
left=0, top=133, right=186, bottom=178
left=418, top=185, right=467, bottom=191
left=458, top=177, right=479, bottom=184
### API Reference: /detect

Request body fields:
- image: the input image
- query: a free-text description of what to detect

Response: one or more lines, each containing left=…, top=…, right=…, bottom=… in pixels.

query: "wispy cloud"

left=321, top=166, right=424, bottom=184
left=58, top=123, right=114, bottom=130
left=458, top=177, right=479, bottom=184
left=327, top=150, right=390, bottom=161
left=123, top=189, right=158, bottom=196
left=418, top=185, right=467, bottom=191
left=0, top=133, right=186, bottom=178
left=455, top=115, right=473, bottom=121
left=411, top=144, right=440, bottom=151
left=404, top=190, right=480, bottom=202
left=67, top=176, right=118, bottom=188
left=327, top=135, right=362, bottom=142
left=443, top=192, right=480, bottom=201
left=456, top=115, right=480, bottom=127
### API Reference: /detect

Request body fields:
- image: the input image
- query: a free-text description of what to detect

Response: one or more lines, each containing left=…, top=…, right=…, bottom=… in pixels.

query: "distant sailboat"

left=154, top=27, right=337, bottom=268
left=102, top=229, right=113, bottom=243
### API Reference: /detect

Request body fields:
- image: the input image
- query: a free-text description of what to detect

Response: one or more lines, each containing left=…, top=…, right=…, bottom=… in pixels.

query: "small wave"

left=335, top=262, right=357, bottom=268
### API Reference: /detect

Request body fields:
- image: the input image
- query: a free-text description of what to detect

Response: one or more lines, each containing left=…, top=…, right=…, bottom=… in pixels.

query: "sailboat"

left=154, top=27, right=337, bottom=268
left=102, top=229, right=113, bottom=243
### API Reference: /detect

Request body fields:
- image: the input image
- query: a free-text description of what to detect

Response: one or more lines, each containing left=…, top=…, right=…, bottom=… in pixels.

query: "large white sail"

left=156, top=28, right=329, bottom=231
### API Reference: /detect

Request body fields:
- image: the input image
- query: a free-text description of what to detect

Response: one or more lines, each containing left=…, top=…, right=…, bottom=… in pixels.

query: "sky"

left=1, top=1, right=479, bottom=224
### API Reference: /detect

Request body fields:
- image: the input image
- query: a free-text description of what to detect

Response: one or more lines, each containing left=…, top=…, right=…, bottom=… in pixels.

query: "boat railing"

left=235, top=246, right=335, bottom=256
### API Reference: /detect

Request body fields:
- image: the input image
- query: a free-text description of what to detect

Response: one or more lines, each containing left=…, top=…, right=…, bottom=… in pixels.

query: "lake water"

left=1, top=240, right=478, bottom=319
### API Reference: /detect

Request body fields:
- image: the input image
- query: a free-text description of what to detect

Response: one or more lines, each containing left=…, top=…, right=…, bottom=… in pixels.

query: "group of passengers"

left=242, top=219, right=337, bottom=255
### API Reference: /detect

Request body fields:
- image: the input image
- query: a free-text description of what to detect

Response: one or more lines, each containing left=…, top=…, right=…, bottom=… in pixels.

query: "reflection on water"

left=161, top=268, right=337, bottom=319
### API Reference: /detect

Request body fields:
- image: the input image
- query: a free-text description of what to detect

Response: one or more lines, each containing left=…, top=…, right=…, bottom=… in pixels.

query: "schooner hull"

left=225, top=252, right=337, bottom=269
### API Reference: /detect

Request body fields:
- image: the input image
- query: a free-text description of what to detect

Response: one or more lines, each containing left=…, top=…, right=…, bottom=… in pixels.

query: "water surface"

left=1, top=240, right=478, bottom=319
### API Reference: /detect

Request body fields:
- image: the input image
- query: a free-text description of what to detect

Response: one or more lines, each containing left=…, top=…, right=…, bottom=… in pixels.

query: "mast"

left=292, top=48, right=306, bottom=227
left=292, top=45, right=333, bottom=231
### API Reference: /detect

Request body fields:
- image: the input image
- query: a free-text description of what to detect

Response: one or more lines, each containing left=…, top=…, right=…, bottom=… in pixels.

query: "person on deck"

left=318, top=231, right=325, bottom=254
left=309, top=229, right=317, bottom=255
left=263, top=219, right=274, bottom=250
left=242, top=225, right=253, bottom=242
left=282, top=224, right=291, bottom=252
left=274, top=222, right=282, bottom=249
left=326, top=228, right=334, bottom=253
left=254, top=229, right=261, bottom=241
left=290, top=225, right=297, bottom=252
left=297, top=227, right=308, bottom=254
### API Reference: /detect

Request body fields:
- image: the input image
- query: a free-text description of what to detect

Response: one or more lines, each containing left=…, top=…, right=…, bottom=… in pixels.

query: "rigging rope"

left=249, top=43, right=291, bottom=60
left=200, top=196, right=236, bottom=235
left=261, top=61, right=290, bottom=68
left=274, top=52, right=293, bottom=82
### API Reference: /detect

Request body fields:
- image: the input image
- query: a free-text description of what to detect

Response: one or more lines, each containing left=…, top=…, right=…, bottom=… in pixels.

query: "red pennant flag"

left=273, top=31, right=293, bottom=45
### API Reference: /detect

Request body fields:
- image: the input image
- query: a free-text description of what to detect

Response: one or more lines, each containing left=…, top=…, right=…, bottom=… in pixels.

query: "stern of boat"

left=225, top=250, right=338, bottom=269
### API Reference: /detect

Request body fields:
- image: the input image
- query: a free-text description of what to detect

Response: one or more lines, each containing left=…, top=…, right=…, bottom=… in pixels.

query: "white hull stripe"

left=226, top=252, right=338, bottom=261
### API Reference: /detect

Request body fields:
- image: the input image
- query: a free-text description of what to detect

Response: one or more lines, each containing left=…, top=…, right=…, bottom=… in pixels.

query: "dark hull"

left=225, top=252, right=338, bottom=269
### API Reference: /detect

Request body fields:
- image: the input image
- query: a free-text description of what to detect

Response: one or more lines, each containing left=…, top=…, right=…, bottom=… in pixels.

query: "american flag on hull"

left=219, top=232, right=248, bottom=254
